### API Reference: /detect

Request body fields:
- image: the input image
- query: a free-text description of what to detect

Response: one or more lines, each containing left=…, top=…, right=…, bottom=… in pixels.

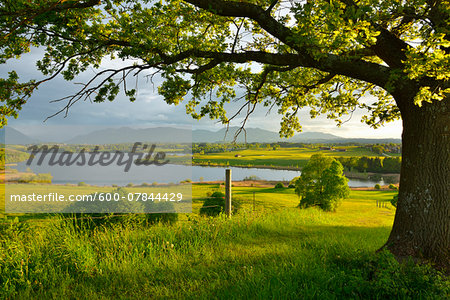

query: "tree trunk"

left=384, top=94, right=449, bottom=271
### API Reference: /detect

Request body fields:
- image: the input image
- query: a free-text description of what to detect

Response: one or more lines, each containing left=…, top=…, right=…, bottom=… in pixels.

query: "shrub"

left=33, top=173, right=52, bottom=183
left=200, top=191, right=241, bottom=216
left=391, top=194, right=398, bottom=207
left=126, top=183, right=134, bottom=187
left=144, top=201, right=179, bottom=225
left=63, top=188, right=178, bottom=227
left=18, top=173, right=52, bottom=183
left=200, top=191, right=225, bottom=216
left=366, top=251, right=449, bottom=298
left=374, top=184, right=381, bottom=190
left=288, top=184, right=295, bottom=188
left=62, top=188, right=144, bottom=228
left=274, top=182, right=284, bottom=189
left=243, top=175, right=261, bottom=181
left=78, top=181, right=87, bottom=186
left=388, top=184, right=398, bottom=190
left=145, top=212, right=178, bottom=225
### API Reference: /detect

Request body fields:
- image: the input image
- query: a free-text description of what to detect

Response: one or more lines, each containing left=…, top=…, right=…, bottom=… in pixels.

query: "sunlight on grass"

left=193, top=146, right=384, bottom=168
left=0, top=184, right=447, bottom=298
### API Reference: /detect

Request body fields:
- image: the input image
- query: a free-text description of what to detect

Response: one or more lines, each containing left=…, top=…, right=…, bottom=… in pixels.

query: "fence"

left=1, top=168, right=394, bottom=225
left=376, top=199, right=390, bottom=208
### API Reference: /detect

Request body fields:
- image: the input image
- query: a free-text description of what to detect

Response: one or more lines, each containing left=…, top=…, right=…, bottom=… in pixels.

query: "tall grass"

left=1, top=206, right=448, bottom=298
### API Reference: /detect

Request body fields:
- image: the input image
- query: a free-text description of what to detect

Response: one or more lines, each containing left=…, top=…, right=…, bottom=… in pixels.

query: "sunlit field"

left=193, top=146, right=399, bottom=169
left=1, top=183, right=447, bottom=298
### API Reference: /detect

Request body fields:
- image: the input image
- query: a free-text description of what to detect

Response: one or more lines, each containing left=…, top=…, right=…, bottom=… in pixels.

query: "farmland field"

left=193, top=146, right=397, bottom=169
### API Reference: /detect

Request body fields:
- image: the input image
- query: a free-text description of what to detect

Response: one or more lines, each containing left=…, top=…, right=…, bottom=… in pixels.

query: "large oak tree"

left=1, top=0, right=449, bottom=269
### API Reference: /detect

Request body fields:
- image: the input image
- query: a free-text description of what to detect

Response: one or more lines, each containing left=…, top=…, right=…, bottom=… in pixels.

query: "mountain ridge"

left=1, top=126, right=401, bottom=144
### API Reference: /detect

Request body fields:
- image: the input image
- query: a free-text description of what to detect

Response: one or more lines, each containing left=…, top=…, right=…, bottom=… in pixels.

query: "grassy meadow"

left=1, top=183, right=448, bottom=298
left=193, top=146, right=391, bottom=169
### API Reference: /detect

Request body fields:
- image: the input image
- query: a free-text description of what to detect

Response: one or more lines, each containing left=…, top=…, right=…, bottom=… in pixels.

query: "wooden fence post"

left=225, top=169, right=232, bottom=217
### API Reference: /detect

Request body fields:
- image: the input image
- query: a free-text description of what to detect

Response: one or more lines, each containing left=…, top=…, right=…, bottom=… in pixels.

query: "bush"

left=243, top=175, right=261, bottom=181
left=144, top=201, right=179, bottom=225
left=18, top=173, right=52, bottom=183
left=288, top=184, right=295, bottom=188
left=62, top=188, right=143, bottom=228
left=274, top=182, right=284, bottom=189
left=200, top=191, right=241, bottom=216
left=200, top=191, right=225, bottom=216
left=365, top=251, right=449, bottom=298
left=63, top=188, right=179, bottom=228
left=78, top=181, right=87, bottom=186
left=391, top=194, right=398, bottom=207
left=145, top=213, right=178, bottom=225
left=374, top=184, right=381, bottom=190
left=388, top=184, right=398, bottom=190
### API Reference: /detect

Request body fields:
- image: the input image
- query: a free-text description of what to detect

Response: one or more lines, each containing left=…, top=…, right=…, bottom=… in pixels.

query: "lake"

left=12, top=153, right=385, bottom=187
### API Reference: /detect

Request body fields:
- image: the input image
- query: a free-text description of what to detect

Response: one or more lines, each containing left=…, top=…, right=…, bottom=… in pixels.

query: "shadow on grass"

left=61, top=226, right=446, bottom=299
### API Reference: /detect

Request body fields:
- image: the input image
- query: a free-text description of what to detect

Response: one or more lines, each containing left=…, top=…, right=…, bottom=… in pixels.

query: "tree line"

left=337, top=156, right=401, bottom=174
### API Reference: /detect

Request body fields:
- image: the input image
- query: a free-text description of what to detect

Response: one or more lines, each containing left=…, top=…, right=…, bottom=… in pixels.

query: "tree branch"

left=338, top=0, right=410, bottom=68
left=184, top=0, right=391, bottom=89
left=266, top=0, right=279, bottom=13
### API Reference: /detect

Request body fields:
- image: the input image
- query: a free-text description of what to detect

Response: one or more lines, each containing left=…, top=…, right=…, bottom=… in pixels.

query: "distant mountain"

left=198, top=127, right=281, bottom=143
left=291, top=131, right=341, bottom=142
left=192, top=127, right=401, bottom=143
left=329, top=138, right=402, bottom=144
left=0, top=127, right=39, bottom=145
left=67, top=127, right=192, bottom=144
left=64, top=126, right=400, bottom=144
left=192, top=127, right=342, bottom=143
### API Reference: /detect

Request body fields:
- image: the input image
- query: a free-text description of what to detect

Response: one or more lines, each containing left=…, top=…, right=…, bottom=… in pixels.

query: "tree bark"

left=384, top=93, right=449, bottom=271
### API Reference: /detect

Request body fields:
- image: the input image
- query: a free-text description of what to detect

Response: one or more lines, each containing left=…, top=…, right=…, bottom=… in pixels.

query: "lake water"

left=12, top=153, right=384, bottom=187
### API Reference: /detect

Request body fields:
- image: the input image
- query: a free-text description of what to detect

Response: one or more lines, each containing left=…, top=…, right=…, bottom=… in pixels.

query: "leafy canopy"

left=295, top=154, right=350, bottom=212
left=0, top=0, right=449, bottom=133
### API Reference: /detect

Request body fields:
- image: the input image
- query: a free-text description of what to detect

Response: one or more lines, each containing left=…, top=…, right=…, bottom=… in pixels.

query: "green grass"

left=193, top=146, right=384, bottom=169
left=0, top=185, right=448, bottom=298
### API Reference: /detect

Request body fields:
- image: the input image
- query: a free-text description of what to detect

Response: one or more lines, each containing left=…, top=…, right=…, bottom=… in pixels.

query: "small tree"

left=274, top=182, right=284, bottom=189
left=295, top=154, right=349, bottom=212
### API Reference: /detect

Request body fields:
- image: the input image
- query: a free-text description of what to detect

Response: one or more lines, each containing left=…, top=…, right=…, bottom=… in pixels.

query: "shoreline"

left=3, top=179, right=398, bottom=191
left=191, top=162, right=400, bottom=182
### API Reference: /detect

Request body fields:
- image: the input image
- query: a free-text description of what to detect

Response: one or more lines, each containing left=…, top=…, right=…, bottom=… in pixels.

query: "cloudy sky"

left=1, top=49, right=403, bottom=141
